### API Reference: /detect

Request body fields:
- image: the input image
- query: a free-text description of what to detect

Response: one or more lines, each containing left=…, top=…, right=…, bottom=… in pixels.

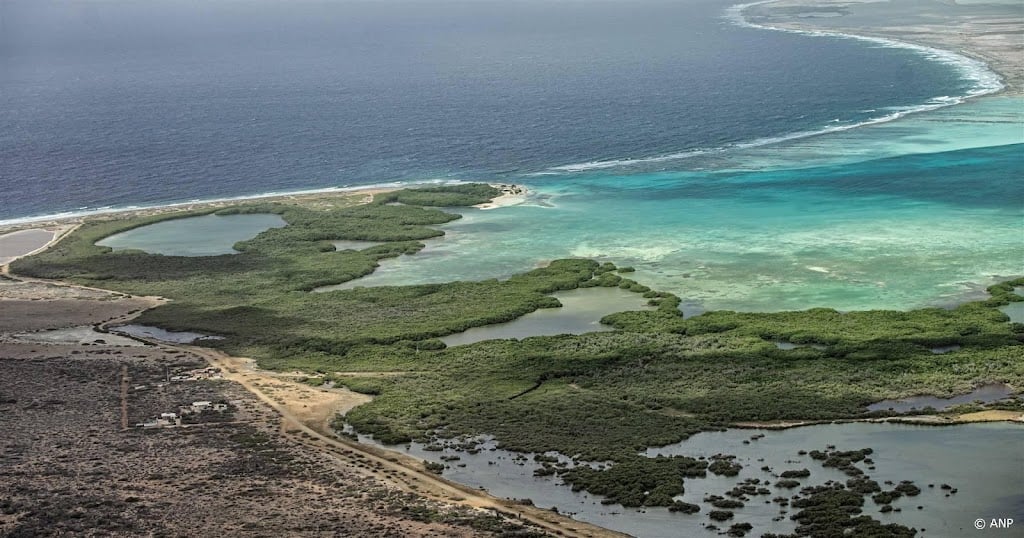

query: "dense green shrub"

left=11, top=183, right=1024, bottom=474
left=560, top=455, right=707, bottom=507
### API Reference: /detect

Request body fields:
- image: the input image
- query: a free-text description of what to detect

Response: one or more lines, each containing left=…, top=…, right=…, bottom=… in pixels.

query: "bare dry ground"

left=0, top=280, right=157, bottom=333
left=0, top=277, right=550, bottom=537
left=0, top=343, right=542, bottom=537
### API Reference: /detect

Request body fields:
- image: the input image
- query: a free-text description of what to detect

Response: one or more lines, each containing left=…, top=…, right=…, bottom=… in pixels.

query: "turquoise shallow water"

left=0, top=0, right=979, bottom=220
left=342, top=96, right=1023, bottom=312
left=4, top=1, right=1019, bottom=313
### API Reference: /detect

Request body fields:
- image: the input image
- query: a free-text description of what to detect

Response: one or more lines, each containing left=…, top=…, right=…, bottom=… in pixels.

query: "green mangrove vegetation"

left=773, top=486, right=916, bottom=538
left=12, top=183, right=1024, bottom=510
left=12, top=186, right=621, bottom=362
left=373, top=183, right=501, bottom=207
left=559, top=455, right=707, bottom=507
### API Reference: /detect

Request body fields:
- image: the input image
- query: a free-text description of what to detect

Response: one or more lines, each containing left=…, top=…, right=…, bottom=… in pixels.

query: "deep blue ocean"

left=0, top=0, right=976, bottom=218
left=1, top=0, right=1020, bottom=311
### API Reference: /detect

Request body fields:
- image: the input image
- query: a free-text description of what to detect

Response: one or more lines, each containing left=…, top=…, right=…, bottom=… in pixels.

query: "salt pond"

left=112, top=324, right=223, bottom=344
left=441, top=287, right=654, bottom=347
left=0, top=228, right=55, bottom=265
left=331, top=239, right=384, bottom=251
left=96, top=213, right=285, bottom=256
left=357, top=422, right=1022, bottom=538
left=12, top=326, right=142, bottom=346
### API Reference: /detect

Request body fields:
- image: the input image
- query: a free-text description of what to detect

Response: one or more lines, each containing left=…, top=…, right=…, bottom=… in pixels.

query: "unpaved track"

left=5, top=252, right=626, bottom=538
left=166, top=344, right=627, bottom=538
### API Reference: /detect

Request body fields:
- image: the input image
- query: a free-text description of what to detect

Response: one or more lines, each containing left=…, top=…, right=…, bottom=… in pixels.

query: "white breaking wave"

left=546, top=148, right=710, bottom=173
left=537, top=1, right=1004, bottom=175
left=725, top=1, right=1002, bottom=97
left=0, top=179, right=470, bottom=227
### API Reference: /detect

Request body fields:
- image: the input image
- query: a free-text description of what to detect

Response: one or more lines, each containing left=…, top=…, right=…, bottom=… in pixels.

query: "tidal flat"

left=354, top=422, right=1022, bottom=538
left=111, top=324, right=225, bottom=344
left=866, top=383, right=1019, bottom=413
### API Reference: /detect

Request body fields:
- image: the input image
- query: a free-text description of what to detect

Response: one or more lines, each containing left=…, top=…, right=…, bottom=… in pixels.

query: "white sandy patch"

left=474, top=184, right=530, bottom=210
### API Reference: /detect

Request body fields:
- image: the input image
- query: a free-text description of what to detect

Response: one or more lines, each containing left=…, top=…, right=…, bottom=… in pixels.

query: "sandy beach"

left=473, top=183, right=530, bottom=210
left=0, top=181, right=531, bottom=240
left=745, top=0, right=1024, bottom=95
left=0, top=186, right=401, bottom=236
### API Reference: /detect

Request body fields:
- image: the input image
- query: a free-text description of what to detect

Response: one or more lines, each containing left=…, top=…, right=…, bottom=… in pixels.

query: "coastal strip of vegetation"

left=13, top=183, right=1023, bottom=465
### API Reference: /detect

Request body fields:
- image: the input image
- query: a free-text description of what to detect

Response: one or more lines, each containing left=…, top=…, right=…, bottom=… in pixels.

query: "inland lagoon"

left=96, top=213, right=285, bottom=256
left=111, top=324, right=224, bottom=344
left=353, top=422, right=1022, bottom=538
left=440, top=287, right=654, bottom=347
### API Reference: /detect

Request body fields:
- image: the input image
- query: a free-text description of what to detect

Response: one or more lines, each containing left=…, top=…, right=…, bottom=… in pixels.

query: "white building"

left=191, top=401, right=212, bottom=412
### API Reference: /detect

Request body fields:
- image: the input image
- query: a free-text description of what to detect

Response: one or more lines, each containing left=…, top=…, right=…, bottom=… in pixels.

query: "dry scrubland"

left=0, top=279, right=548, bottom=538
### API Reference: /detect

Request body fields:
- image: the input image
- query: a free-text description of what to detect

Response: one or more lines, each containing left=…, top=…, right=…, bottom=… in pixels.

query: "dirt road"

left=3, top=268, right=626, bottom=537
left=165, top=344, right=627, bottom=538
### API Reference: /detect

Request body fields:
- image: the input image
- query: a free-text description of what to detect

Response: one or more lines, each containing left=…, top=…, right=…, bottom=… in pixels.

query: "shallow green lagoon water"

left=1001, top=300, right=1024, bottom=323
left=440, top=287, right=653, bottom=346
left=97, top=213, right=285, bottom=256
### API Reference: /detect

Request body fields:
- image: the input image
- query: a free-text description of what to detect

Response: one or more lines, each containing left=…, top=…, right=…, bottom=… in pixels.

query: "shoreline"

left=0, top=180, right=530, bottom=236
left=0, top=181, right=528, bottom=270
left=0, top=183, right=427, bottom=236
left=473, top=183, right=529, bottom=210
left=534, top=0, right=1020, bottom=175
left=732, top=410, right=1024, bottom=431
left=740, top=0, right=1022, bottom=96
left=4, top=3, right=1018, bottom=228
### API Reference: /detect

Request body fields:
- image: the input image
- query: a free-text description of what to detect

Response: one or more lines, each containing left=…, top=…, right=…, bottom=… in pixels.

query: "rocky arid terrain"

left=0, top=278, right=547, bottom=538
